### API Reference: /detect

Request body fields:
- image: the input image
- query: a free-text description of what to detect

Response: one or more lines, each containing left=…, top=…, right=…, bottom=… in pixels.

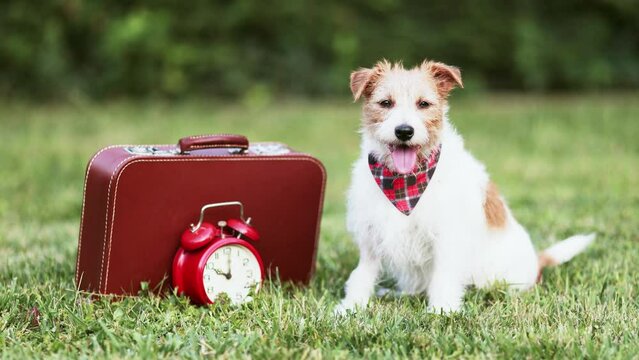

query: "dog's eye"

left=418, top=100, right=431, bottom=109
left=378, top=99, right=393, bottom=108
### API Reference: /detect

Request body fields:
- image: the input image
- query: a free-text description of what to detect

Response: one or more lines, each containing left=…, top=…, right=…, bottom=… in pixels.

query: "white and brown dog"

left=336, top=59, right=595, bottom=314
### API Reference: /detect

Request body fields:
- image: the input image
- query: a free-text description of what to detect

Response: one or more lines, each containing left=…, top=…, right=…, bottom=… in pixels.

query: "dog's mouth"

left=388, top=144, right=421, bottom=174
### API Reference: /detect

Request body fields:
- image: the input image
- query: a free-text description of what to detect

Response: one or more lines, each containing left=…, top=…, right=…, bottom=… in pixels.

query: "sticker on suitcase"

left=124, top=146, right=180, bottom=156
left=229, top=143, right=291, bottom=155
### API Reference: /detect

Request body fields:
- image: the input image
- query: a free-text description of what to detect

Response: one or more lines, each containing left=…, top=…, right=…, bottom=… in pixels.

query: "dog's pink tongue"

left=391, top=146, right=418, bottom=174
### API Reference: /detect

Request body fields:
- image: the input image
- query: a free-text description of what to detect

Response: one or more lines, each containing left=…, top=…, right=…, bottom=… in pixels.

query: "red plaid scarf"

left=368, top=145, right=442, bottom=215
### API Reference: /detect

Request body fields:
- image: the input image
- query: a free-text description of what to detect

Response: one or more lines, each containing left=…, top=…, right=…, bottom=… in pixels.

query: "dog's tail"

left=536, top=233, right=596, bottom=282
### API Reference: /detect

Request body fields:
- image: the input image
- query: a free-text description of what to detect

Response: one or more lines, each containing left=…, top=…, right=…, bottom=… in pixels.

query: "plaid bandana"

left=368, top=145, right=442, bottom=215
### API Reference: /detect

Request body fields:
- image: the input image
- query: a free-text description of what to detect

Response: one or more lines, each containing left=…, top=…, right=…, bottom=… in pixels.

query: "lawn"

left=1, top=93, right=638, bottom=358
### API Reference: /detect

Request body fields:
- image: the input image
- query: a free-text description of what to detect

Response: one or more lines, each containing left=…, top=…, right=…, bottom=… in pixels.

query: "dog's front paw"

left=427, top=302, right=461, bottom=315
left=427, top=279, right=464, bottom=315
left=333, top=299, right=366, bottom=316
left=333, top=303, right=352, bottom=316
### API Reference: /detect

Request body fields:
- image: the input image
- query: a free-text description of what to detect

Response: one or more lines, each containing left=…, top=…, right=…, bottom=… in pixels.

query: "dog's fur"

left=336, top=59, right=595, bottom=314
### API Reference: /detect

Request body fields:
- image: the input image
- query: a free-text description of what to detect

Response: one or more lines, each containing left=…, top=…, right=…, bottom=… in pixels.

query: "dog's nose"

left=395, top=125, right=414, bottom=141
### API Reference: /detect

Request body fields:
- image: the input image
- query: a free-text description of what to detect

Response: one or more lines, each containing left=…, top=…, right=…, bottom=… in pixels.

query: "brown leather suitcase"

left=75, top=134, right=326, bottom=295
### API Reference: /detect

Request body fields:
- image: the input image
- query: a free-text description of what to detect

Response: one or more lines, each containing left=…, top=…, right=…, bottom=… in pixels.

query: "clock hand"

left=217, top=222, right=233, bottom=280
left=213, top=268, right=231, bottom=279
left=226, top=250, right=233, bottom=279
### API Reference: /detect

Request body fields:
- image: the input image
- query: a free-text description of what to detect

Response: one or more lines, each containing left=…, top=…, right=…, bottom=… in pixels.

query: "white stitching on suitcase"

left=76, top=144, right=163, bottom=292
left=76, top=145, right=129, bottom=287
left=187, top=134, right=242, bottom=140
left=187, top=144, right=247, bottom=149
left=98, top=157, right=129, bottom=292
left=101, top=156, right=326, bottom=292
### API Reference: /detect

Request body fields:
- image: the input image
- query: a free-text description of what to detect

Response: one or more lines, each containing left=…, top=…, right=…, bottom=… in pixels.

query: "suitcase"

left=75, top=134, right=326, bottom=295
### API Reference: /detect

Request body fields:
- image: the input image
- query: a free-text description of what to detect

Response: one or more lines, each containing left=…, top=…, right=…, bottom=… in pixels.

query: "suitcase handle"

left=178, top=134, right=249, bottom=154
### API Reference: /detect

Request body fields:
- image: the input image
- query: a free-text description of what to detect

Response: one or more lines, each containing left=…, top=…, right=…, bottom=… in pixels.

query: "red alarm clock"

left=172, top=201, right=264, bottom=305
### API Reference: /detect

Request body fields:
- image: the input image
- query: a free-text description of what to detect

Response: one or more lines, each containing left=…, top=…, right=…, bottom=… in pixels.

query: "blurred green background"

left=2, top=1, right=639, bottom=357
left=1, top=0, right=638, bottom=100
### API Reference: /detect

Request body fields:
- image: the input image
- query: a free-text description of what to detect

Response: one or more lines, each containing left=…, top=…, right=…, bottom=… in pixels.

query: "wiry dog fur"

left=336, top=59, right=595, bottom=314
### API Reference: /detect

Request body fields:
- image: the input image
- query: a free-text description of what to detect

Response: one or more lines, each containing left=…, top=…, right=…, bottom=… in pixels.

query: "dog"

left=335, top=59, right=595, bottom=314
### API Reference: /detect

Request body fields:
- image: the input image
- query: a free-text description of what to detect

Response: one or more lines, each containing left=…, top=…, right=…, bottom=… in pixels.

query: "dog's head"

left=351, top=59, right=463, bottom=174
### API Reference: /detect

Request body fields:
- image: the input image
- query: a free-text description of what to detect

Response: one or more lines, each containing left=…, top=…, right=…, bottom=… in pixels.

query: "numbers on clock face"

left=202, top=244, right=261, bottom=304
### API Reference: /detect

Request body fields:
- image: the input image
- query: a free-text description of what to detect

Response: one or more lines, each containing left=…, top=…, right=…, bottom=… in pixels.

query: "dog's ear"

left=423, top=61, right=463, bottom=96
left=350, top=68, right=374, bottom=101
left=350, top=60, right=392, bottom=101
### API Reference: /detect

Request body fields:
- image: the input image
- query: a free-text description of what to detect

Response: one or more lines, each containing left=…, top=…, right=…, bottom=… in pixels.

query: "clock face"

left=202, top=244, right=262, bottom=304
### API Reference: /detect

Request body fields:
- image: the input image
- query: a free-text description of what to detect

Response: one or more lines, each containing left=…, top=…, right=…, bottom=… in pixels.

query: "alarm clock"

left=172, top=201, right=264, bottom=305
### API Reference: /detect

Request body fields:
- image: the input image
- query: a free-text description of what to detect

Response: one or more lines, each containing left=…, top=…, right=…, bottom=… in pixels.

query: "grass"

left=0, top=93, right=638, bottom=358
